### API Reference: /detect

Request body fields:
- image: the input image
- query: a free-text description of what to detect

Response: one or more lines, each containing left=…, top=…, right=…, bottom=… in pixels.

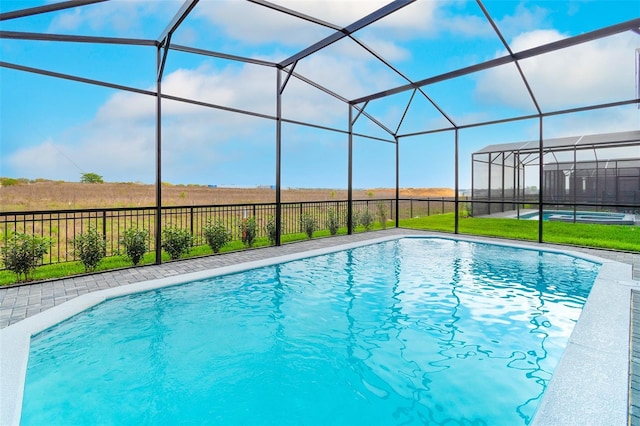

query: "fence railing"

left=0, top=198, right=457, bottom=269
left=4, top=196, right=631, bottom=272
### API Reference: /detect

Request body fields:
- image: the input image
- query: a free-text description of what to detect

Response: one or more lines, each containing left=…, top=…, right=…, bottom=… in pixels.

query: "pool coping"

left=1, top=234, right=638, bottom=425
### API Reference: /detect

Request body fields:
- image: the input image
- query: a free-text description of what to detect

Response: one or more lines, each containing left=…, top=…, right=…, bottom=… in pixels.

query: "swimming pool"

left=518, top=210, right=636, bottom=225
left=16, top=237, right=600, bottom=425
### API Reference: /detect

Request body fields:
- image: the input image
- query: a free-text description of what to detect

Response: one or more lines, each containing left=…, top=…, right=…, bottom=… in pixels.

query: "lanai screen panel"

left=1, top=0, right=639, bottom=213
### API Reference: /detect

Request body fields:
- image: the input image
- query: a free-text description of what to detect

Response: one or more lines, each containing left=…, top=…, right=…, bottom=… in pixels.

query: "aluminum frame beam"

left=348, top=34, right=456, bottom=129
left=476, top=0, right=542, bottom=115
left=398, top=98, right=639, bottom=140
left=170, top=44, right=277, bottom=67
left=0, top=30, right=156, bottom=46
left=278, top=0, right=416, bottom=68
left=352, top=17, right=640, bottom=105
left=157, top=0, right=199, bottom=47
left=0, top=0, right=107, bottom=21
left=0, top=60, right=156, bottom=96
left=249, top=0, right=341, bottom=31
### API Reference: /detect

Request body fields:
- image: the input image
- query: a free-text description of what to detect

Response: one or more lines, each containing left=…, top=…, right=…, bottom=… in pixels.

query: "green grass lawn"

left=0, top=227, right=358, bottom=286
left=1, top=216, right=637, bottom=286
left=400, top=213, right=640, bottom=252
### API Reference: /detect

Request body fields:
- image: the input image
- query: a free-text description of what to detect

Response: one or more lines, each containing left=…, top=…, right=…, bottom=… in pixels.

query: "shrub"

left=360, top=208, right=374, bottom=231
left=376, top=202, right=388, bottom=229
left=0, top=177, right=20, bottom=187
left=326, top=208, right=340, bottom=236
left=162, top=226, right=193, bottom=260
left=351, top=210, right=360, bottom=229
left=240, top=216, right=257, bottom=248
left=73, top=226, right=106, bottom=272
left=301, top=213, right=317, bottom=239
left=203, top=219, right=230, bottom=253
left=120, top=228, right=149, bottom=266
left=1, top=232, right=51, bottom=282
left=265, top=215, right=278, bottom=245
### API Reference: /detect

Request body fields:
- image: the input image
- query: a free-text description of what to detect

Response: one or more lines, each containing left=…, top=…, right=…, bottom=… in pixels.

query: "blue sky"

left=1, top=0, right=638, bottom=190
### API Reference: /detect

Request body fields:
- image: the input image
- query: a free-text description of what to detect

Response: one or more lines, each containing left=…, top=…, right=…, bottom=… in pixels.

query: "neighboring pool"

left=518, top=210, right=636, bottom=225
left=20, top=238, right=600, bottom=425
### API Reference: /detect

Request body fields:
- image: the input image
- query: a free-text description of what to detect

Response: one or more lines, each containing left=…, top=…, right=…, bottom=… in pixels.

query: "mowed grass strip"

left=400, top=214, right=640, bottom=252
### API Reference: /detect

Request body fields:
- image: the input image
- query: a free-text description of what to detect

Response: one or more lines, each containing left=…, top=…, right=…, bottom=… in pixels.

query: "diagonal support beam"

left=0, top=0, right=107, bottom=21
left=278, top=0, right=415, bottom=68
left=351, top=101, right=368, bottom=125
left=395, top=90, right=416, bottom=135
left=158, top=34, right=172, bottom=81
left=353, top=103, right=396, bottom=137
left=279, top=61, right=298, bottom=95
left=156, top=0, right=198, bottom=81
left=157, top=0, right=199, bottom=46
left=476, top=0, right=542, bottom=114
left=349, top=33, right=457, bottom=128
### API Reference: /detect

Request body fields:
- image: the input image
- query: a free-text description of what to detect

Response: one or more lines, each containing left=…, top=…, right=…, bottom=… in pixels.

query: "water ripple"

left=22, top=238, right=598, bottom=426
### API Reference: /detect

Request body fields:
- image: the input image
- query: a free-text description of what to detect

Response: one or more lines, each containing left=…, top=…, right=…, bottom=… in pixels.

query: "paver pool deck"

left=1, top=228, right=639, bottom=425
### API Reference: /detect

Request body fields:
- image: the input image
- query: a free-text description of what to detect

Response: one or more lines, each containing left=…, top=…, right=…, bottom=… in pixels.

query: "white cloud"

left=6, top=131, right=155, bottom=183
left=194, top=1, right=331, bottom=47
left=475, top=30, right=639, bottom=111
left=493, top=3, right=551, bottom=40
left=543, top=106, right=640, bottom=139
left=48, top=0, right=183, bottom=36
left=291, top=50, right=405, bottom=100
left=5, top=59, right=352, bottom=184
left=9, top=2, right=635, bottom=187
left=510, top=29, right=565, bottom=51
left=193, top=1, right=486, bottom=58
left=96, top=63, right=275, bottom=121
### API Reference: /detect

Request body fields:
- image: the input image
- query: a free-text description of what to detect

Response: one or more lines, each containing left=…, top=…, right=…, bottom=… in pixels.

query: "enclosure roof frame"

left=1, top=1, right=638, bottom=138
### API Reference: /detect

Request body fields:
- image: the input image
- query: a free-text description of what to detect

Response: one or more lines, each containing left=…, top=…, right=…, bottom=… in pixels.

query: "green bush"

left=301, top=213, right=317, bottom=239
left=203, top=219, right=230, bottom=253
left=0, top=177, right=21, bottom=187
left=376, top=202, right=388, bottom=229
left=360, top=208, right=374, bottom=231
left=162, top=226, right=193, bottom=260
left=351, top=210, right=360, bottom=229
left=326, top=208, right=340, bottom=236
left=73, top=226, right=106, bottom=272
left=1, top=233, right=51, bottom=282
left=120, top=228, right=149, bottom=266
left=265, top=216, right=278, bottom=245
left=240, top=216, right=257, bottom=248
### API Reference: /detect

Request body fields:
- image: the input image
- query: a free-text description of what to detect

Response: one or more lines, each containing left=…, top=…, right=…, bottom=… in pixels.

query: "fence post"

left=102, top=210, right=107, bottom=242
left=299, top=204, right=303, bottom=233
left=190, top=207, right=194, bottom=236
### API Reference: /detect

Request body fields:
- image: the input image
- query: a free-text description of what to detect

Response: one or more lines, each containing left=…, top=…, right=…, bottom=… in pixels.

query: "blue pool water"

left=21, top=238, right=599, bottom=425
left=519, top=210, right=634, bottom=224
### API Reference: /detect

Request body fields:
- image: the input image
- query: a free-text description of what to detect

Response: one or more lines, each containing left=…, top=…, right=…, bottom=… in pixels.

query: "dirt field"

left=1, top=181, right=454, bottom=212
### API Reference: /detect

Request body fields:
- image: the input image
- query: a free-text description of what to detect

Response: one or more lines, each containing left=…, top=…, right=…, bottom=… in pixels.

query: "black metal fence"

left=0, top=198, right=456, bottom=269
